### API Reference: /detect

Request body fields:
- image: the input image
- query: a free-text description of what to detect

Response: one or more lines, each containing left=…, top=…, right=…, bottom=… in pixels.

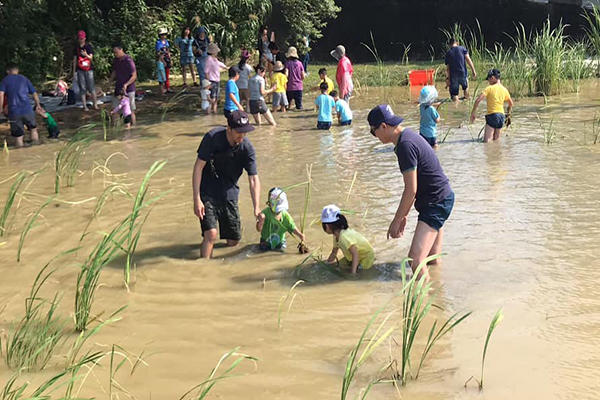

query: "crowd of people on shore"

left=0, top=27, right=515, bottom=282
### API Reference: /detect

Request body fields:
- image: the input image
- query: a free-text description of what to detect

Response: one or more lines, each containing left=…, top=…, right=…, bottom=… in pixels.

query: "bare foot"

left=93, top=105, right=99, bottom=110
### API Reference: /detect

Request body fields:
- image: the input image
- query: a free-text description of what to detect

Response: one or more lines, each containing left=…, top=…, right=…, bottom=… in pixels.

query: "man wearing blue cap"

left=368, top=105, right=454, bottom=282
left=192, top=110, right=262, bottom=259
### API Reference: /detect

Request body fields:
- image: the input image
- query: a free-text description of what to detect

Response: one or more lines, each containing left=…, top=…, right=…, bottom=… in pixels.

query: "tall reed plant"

left=54, top=129, right=94, bottom=194
left=0, top=171, right=27, bottom=237
left=531, top=20, right=569, bottom=96
left=360, top=32, right=392, bottom=87
left=583, top=4, right=600, bottom=75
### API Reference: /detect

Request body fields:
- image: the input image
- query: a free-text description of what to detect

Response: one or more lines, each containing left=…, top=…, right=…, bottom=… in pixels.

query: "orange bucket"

left=408, top=69, right=435, bottom=86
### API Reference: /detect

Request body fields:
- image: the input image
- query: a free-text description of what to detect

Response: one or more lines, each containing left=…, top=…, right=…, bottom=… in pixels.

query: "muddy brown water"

left=1, top=82, right=600, bottom=399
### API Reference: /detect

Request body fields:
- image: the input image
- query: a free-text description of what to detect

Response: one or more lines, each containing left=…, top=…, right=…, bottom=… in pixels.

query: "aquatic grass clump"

left=54, top=129, right=94, bottom=194
left=583, top=4, right=600, bottom=75
left=565, top=42, right=593, bottom=93
left=360, top=32, right=393, bottom=87
left=465, top=308, right=504, bottom=390
left=17, top=197, right=53, bottom=262
left=1, top=265, right=65, bottom=371
left=531, top=20, right=569, bottom=96
left=537, top=113, right=557, bottom=144
left=124, top=160, right=169, bottom=285
left=161, top=92, right=201, bottom=122
left=0, top=171, right=27, bottom=237
left=179, top=347, right=259, bottom=400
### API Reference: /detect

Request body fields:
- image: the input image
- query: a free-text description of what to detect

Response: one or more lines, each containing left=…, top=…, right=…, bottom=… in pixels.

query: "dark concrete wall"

left=291, top=0, right=590, bottom=62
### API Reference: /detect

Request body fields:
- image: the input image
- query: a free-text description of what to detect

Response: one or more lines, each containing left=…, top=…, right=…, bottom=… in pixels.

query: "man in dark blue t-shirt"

left=0, top=63, right=42, bottom=148
left=192, top=110, right=262, bottom=259
left=445, top=38, right=477, bottom=102
left=368, top=104, right=454, bottom=283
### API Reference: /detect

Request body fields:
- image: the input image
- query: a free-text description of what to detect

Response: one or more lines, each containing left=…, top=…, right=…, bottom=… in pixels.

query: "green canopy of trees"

left=0, top=0, right=339, bottom=83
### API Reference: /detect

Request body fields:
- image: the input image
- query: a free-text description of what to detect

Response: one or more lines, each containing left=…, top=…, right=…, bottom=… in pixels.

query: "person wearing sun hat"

left=418, top=86, right=441, bottom=148
left=331, top=44, right=354, bottom=104
left=321, top=204, right=375, bottom=274
left=285, top=46, right=305, bottom=109
left=368, top=104, right=454, bottom=283
left=272, top=60, right=289, bottom=112
left=155, top=27, right=173, bottom=93
left=192, top=110, right=262, bottom=259
left=204, top=42, right=227, bottom=114
left=256, top=187, right=305, bottom=251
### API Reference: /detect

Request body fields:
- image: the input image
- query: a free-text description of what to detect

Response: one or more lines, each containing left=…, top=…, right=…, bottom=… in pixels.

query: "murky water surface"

left=1, top=82, right=600, bottom=399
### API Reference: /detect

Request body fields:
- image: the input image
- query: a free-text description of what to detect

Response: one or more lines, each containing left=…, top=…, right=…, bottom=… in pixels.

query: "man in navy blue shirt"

left=0, top=63, right=42, bottom=148
left=445, top=38, right=477, bottom=102
left=192, top=110, right=262, bottom=259
left=368, top=105, right=454, bottom=283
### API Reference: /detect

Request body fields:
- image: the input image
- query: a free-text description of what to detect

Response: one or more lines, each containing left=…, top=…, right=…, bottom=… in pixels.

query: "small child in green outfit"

left=256, top=187, right=305, bottom=251
left=321, top=204, right=375, bottom=274
left=36, top=106, right=59, bottom=138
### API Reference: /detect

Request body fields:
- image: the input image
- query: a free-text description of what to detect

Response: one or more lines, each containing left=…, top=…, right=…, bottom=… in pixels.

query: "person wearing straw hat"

left=368, top=104, right=454, bottom=283
left=192, top=110, right=262, bottom=259
left=272, top=60, right=288, bottom=112
left=331, top=45, right=354, bottom=104
left=155, top=27, right=173, bottom=93
left=201, top=79, right=212, bottom=113
left=418, top=86, right=441, bottom=148
left=256, top=187, right=305, bottom=251
left=284, top=46, right=305, bottom=110
left=204, top=43, right=227, bottom=114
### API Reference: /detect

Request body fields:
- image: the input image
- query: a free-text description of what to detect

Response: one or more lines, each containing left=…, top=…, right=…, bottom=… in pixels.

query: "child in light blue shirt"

left=419, top=86, right=441, bottom=148
left=315, top=82, right=335, bottom=130
left=331, top=90, right=352, bottom=125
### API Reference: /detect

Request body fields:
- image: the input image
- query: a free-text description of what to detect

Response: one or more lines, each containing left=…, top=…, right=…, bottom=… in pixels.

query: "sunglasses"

left=370, top=124, right=381, bottom=136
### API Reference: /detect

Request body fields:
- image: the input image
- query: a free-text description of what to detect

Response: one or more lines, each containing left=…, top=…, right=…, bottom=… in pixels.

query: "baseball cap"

left=321, top=204, right=341, bottom=224
left=227, top=110, right=255, bottom=133
left=269, top=188, right=289, bottom=213
left=367, top=104, right=404, bottom=128
left=486, top=68, right=501, bottom=79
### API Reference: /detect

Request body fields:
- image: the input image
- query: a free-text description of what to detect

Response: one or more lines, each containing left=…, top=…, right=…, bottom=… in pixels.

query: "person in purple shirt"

left=109, top=42, right=137, bottom=125
left=284, top=46, right=305, bottom=110
left=0, top=63, right=42, bottom=148
left=368, top=104, right=454, bottom=283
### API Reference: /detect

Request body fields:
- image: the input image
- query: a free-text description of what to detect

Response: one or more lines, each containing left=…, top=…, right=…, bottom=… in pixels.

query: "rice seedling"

left=74, top=217, right=131, bottom=331
left=17, top=196, right=53, bottom=262
left=593, top=111, right=600, bottom=145
left=79, top=182, right=131, bottom=244
left=582, top=4, right=600, bottom=75
left=537, top=113, right=556, bottom=144
left=0, top=171, right=27, bottom=237
left=277, top=280, right=304, bottom=330
left=54, top=129, right=94, bottom=194
left=297, top=164, right=312, bottom=254
left=1, top=265, right=65, bottom=371
left=345, top=171, right=358, bottom=204
left=100, top=109, right=109, bottom=141
left=565, top=41, right=592, bottom=93
left=400, top=43, right=411, bottom=65
left=123, top=160, right=169, bottom=285
left=179, top=347, right=259, bottom=400
left=360, top=32, right=392, bottom=87
left=465, top=308, right=504, bottom=390
left=341, top=298, right=398, bottom=400
left=161, top=91, right=200, bottom=122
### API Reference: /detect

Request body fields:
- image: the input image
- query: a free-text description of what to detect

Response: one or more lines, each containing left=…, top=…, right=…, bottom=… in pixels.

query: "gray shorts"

left=249, top=99, right=268, bottom=114
left=210, top=81, right=220, bottom=100
left=77, top=70, right=96, bottom=94
left=112, top=92, right=136, bottom=111
left=272, top=92, right=288, bottom=108
left=10, top=113, right=36, bottom=137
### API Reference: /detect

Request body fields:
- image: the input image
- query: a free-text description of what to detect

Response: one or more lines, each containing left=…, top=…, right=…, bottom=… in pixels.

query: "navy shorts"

left=340, top=120, right=352, bottom=126
left=449, top=75, right=468, bottom=97
left=420, top=134, right=437, bottom=147
left=485, top=113, right=505, bottom=129
left=317, top=121, right=332, bottom=130
left=418, top=191, right=454, bottom=231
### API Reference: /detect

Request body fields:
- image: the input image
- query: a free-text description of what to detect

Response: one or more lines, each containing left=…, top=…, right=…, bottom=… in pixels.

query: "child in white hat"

left=418, top=85, right=441, bottom=148
left=256, top=188, right=305, bottom=251
left=321, top=205, right=374, bottom=274
left=201, top=79, right=212, bottom=113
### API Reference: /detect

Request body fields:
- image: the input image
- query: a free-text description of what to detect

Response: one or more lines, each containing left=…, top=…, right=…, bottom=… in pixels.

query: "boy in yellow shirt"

left=317, top=68, right=334, bottom=94
left=272, top=61, right=288, bottom=112
left=470, top=69, right=514, bottom=143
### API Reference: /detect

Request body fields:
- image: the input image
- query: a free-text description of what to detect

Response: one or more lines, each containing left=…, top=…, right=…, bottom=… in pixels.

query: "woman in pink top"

left=204, top=43, right=227, bottom=114
left=331, top=45, right=354, bottom=104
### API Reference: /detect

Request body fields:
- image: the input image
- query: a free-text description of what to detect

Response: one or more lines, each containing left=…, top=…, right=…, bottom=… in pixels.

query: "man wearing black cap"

left=470, top=68, right=513, bottom=143
left=192, top=110, right=262, bottom=258
left=368, top=105, right=454, bottom=283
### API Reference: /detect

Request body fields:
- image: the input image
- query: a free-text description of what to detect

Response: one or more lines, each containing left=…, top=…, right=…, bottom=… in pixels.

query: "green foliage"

left=274, top=0, right=340, bottom=52
left=0, top=172, right=27, bottom=238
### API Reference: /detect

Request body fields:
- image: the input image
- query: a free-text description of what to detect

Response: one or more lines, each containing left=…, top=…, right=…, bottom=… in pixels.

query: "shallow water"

left=1, top=81, right=600, bottom=399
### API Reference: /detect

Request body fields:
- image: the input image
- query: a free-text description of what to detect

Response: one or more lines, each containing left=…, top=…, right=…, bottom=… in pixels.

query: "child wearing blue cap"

left=419, top=86, right=441, bottom=148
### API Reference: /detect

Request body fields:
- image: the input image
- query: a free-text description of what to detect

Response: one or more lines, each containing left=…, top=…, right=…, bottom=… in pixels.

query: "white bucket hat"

left=201, top=79, right=211, bottom=88
left=419, top=85, right=438, bottom=105
left=321, top=204, right=341, bottom=223
left=269, top=188, right=289, bottom=213
left=158, top=27, right=168, bottom=36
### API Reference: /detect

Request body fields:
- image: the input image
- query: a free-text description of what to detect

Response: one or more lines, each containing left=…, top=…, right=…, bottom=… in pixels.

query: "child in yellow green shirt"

left=470, top=68, right=514, bottom=143
left=272, top=61, right=288, bottom=112
left=317, top=68, right=334, bottom=94
left=321, top=204, right=374, bottom=274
